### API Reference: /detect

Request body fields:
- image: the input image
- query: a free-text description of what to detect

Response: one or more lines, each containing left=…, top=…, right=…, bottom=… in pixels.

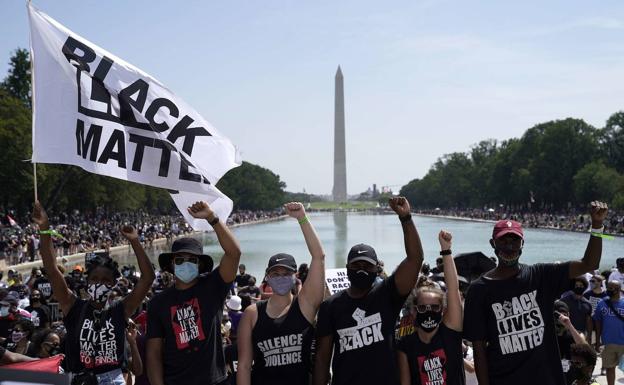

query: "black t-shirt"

left=224, top=343, right=238, bottom=385
left=396, top=324, right=465, bottom=385
left=316, top=274, right=407, bottom=385
left=235, top=274, right=252, bottom=288
left=561, top=295, right=592, bottom=333
left=238, top=286, right=261, bottom=298
left=556, top=331, right=575, bottom=385
left=147, top=271, right=230, bottom=385
left=251, top=298, right=313, bottom=385
left=25, top=305, right=50, bottom=328
left=34, top=277, right=53, bottom=301
left=0, top=345, right=5, bottom=360
left=463, top=262, right=571, bottom=385
left=63, top=298, right=127, bottom=374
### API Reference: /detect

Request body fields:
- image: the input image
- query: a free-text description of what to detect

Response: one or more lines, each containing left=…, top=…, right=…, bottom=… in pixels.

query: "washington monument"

left=333, top=66, right=347, bottom=202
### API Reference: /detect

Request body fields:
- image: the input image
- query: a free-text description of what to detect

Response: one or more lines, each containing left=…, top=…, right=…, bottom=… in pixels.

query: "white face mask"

left=0, top=306, right=10, bottom=317
left=87, top=283, right=114, bottom=303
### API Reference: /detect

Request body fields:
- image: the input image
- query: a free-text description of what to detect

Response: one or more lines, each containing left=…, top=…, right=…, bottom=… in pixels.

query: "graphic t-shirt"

left=25, top=305, right=50, bottom=328
left=64, top=298, right=127, bottom=374
left=556, top=331, right=575, bottom=385
left=251, top=298, right=313, bottom=385
left=584, top=291, right=607, bottom=316
left=224, top=343, right=238, bottom=385
left=34, top=277, right=53, bottom=301
left=593, top=298, right=624, bottom=345
left=561, top=295, right=592, bottom=333
left=463, top=262, right=571, bottom=385
left=396, top=324, right=465, bottom=385
left=316, top=274, right=407, bottom=385
left=147, top=271, right=230, bottom=385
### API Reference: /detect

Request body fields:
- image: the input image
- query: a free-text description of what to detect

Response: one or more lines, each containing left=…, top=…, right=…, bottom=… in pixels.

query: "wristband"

left=298, top=216, right=310, bottom=225
left=440, top=249, right=452, bottom=256
left=591, top=232, right=615, bottom=240
left=589, top=226, right=604, bottom=234
left=38, top=229, right=66, bottom=240
left=399, top=214, right=412, bottom=223
left=208, top=216, right=219, bottom=226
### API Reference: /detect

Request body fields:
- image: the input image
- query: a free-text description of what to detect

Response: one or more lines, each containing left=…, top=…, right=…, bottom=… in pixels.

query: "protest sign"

left=325, top=268, right=350, bottom=295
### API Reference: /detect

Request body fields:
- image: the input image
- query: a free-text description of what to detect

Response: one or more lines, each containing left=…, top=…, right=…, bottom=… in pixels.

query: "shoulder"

left=322, top=290, right=348, bottom=306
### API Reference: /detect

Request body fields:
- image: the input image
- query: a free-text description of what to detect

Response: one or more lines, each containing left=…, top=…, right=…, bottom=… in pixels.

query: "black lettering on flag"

left=167, top=115, right=211, bottom=154
left=145, top=98, right=179, bottom=132
left=118, top=79, right=150, bottom=129
left=129, top=134, right=172, bottom=177
left=97, top=129, right=126, bottom=168
left=76, top=119, right=102, bottom=161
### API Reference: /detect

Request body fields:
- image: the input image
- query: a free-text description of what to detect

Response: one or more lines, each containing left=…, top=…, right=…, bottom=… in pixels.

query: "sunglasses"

left=174, top=256, right=198, bottom=265
left=415, top=304, right=442, bottom=313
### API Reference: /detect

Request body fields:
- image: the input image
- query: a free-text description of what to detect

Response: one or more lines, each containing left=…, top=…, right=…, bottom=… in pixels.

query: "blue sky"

left=2, top=1, right=624, bottom=195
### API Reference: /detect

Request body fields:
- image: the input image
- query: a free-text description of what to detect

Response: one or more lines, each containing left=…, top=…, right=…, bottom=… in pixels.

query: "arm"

left=146, top=338, right=165, bottom=385
left=569, top=201, right=608, bottom=278
left=285, top=202, right=326, bottom=323
left=397, top=350, right=411, bottom=385
left=594, top=319, right=603, bottom=350
left=121, top=226, right=156, bottom=319
left=1, top=349, right=37, bottom=364
left=187, top=201, right=242, bottom=283
left=127, top=331, right=143, bottom=376
left=236, top=305, right=257, bottom=385
left=389, top=197, right=424, bottom=296
left=586, top=315, right=593, bottom=345
left=31, top=201, right=75, bottom=315
left=473, top=340, right=490, bottom=385
left=439, top=230, right=462, bottom=331
left=559, top=313, right=587, bottom=344
left=312, top=335, right=333, bottom=385
left=464, top=359, right=475, bottom=373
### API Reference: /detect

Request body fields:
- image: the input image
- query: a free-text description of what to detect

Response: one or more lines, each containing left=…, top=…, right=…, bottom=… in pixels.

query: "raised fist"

left=120, top=225, right=139, bottom=241
left=187, top=201, right=215, bottom=220
left=389, top=197, right=411, bottom=217
left=438, top=230, right=452, bottom=251
left=32, top=201, right=49, bottom=229
left=284, top=202, right=306, bottom=220
left=589, top=201, right=608, bottom=228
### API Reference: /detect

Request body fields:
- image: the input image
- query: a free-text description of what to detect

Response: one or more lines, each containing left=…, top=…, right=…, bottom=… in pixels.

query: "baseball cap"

left=0, top=293, right=18, bottom=306
left=266, top=253, right=297, bottom=272
left=347, top=244, right=378, bottom=265
left=492, top=220, right=524, bottom=240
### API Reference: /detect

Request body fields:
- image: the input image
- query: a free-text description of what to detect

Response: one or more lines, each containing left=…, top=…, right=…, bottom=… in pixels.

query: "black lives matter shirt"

left=316, top=275, right=407, bottom=385
left=147, top=271, right=230, bottom=385
left=251, top=298, right=313, bottom=385
left=64, top=299, right=127, bottom=374
left=396, top=324, right=465, bottom=385
left=463, top=262, right=570, bottom=385
left=34, top=277, right=53, bottom=301
left=25, top=304, right=50, bottom=328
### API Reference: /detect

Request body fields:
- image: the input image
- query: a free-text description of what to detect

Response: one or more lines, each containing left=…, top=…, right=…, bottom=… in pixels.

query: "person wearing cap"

left=313, top=197, right=424, bottom=385
left=0, top=293, right=27, bottom=339
left=237, top=202, right=325, bottom=385
left=226, top=296, right=243, bottom=335
left=32, top=201, right=155, bottom=385
left=463, top=201, right=609, bottom=385
left=593, top=280, right=624, bottom=385
left=608, top=258, right=624, bottom=293
left=146, top=201, right=242, bottom=385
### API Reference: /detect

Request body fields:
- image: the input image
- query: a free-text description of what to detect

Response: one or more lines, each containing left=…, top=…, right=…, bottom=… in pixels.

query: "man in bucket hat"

left=146, top=201, right=242, bottom=385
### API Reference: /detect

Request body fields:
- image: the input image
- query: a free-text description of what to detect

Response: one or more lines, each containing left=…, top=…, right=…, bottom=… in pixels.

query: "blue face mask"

left=175, top=262, right=199, bottom=283
left=267, top=275, right=296, bottom=296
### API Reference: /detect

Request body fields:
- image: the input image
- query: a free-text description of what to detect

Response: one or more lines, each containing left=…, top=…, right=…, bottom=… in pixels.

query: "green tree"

left=573, top=161, right=624, bottom=204
left=217, top=161, right=286, bottom=210
left=1, top=48, right=31, bottom=107
left=600, top=111, right=624, bottom=173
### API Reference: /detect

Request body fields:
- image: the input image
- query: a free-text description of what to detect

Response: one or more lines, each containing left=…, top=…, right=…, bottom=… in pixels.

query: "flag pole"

left=28, top=0, right=38, bottom=202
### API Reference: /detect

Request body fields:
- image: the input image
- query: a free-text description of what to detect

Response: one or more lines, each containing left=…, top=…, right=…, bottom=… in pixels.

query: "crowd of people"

left=418, top=207, right=624, bottom=235
left=0, top=197, right=621, bottom=385
left=0, top=209, right=282, bottom=266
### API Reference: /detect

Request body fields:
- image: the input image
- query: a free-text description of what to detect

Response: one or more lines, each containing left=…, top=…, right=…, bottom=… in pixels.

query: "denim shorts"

left=95, top=369, right=125, bottom=385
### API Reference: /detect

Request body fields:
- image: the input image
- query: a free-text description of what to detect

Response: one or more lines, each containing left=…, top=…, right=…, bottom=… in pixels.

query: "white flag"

left=170, top=190, right=233, bottom=232
left=28, top=4, right=240, bottom=195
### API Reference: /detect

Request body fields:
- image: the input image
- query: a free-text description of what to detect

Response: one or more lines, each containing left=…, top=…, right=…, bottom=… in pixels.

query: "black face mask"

left=347, top=268, right=376, bottom=290
left=46, top=344, right=62, bottom=356
left=573, top=287, right=586, bottom=295
left=30, top=297, right=41, bottom=304
left=416, top=310, right=442, bottom=332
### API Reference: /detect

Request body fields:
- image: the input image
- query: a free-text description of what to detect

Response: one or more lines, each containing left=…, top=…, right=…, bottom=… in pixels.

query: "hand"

left=558, top=313, right=572, bottom=328
left=126, top=319, right=138, bottom=342
left=589, top=201, right=608, bottom=228
left=438, top=230, right=452, bottom=251
left=389, top=197, right=411, bottom=217
left=32, top=201, right=49, bottom=229
left=187, top=201, right=215, bottom=221
left=284, top=202, right=306, bottom=220
left=120, top=225, right=139, bottom=241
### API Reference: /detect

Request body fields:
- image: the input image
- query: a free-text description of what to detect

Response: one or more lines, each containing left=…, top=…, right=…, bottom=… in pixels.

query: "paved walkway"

left=594, top=357, right=624, bottom=385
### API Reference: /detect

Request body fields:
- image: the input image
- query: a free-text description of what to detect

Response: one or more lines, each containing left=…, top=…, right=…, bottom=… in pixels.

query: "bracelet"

left=298, top=216, right=310, bottom=225
left=399, top=214, right=412, bottom=223
left=589, top=226, right=604, bottom=234
left=208, top=216, right=219, bottom=226
left=38, top=229, right=64, bottom=239
left=440, top=249, right=452, bottom=256
left=591, top=232, right=615, bottom=240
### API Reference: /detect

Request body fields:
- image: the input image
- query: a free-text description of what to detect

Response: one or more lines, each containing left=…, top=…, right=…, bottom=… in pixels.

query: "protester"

left=396, top=230, right=464, bottom=385
left=463, top=201, right=608, bottom=385
left=554, top=301, right=588, bottom=385
left=0, top=292, right=27, bottom=338
left=593, top=280, right=624, bottom=385
left=561, top=277, right=593, bottom=335
left=0, top=344, right=37, bottom=364
left=608, top=258, right=624, bottom=290
left=226, top=296, right=243, bottom=335
left=237, top=202, right=325, bottom=385
left=33, top=200, right=155, bottom=385
left=313, top=197, right=424, bottom=385
left=236, top=265, right=252, bottom=289
left=25, top=289, right=50, bottom=329
left=237, top=277, right=261, bottom=302
left=584, top=274, right=607, bottom=345
left=0, top=318, right=34, bottom=355
left=146, top=201, right=242, bottom=385
left=569, top=343, right=600, bottom=385
left=28, top=328, right=61, bottom=358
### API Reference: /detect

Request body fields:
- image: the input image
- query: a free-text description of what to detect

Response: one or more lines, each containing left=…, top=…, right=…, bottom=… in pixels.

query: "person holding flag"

left=32, top=201, right=155, bottom=385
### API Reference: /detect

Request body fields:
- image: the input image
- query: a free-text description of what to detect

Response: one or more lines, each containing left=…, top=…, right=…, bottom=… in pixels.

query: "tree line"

left=0, top=49, right=287, bottom=216
left=400, top=116, right=624, bottom=210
